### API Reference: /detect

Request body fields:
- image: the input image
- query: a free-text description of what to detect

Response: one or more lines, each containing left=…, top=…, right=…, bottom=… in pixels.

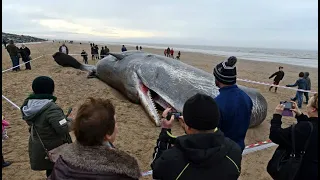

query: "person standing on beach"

left=269, top=66, right=285, bottom=93
left=286, top=72, right=307, bottom=108
left=170, top=48, right=174, bottom=58
left=121, top=45, right=127, bottom=52
left=140, top=46, right=142, bottom=50
left=6, top=40, right=21, bottom=71
left=304, top=72, right=311, bottom=104
left=164, top=49, right=167, bottom=56
left=19, top=44, right=32, bottom=70
left=176, top=51, right=181, bottom=60
left=100, top=47, right=106, bottom=59
left=58, top=43, right=69, bottom=55
left=81, top=50, right=88, bottom=64
left=105, top=46, right=110, bottom=55
left=91, top=46, right=95, bottom=60
left=94, top=45, right=99, bottom=60
left=136, top=45, right=139, bottom=50
left=166, top=47, right=170, bottom=57
left=213, top=56, right=253, bottom=151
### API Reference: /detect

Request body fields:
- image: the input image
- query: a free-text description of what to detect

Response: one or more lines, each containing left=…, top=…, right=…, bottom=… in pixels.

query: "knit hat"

left=183, top=93, right=220, bottom=130
left=213, top=56, right=237, bottom=85
left=32, top=76, right=55, bottom=94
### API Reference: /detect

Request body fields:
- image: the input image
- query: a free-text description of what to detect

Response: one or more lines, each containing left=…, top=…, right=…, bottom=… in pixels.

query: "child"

left=286, top=72, right=307, bottom=108
left=2, top=115, right=11, bottom=168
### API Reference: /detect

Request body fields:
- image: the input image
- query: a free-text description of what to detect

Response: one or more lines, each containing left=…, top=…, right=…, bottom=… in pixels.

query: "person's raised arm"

left=269, top=104, right=292, bottom=146
left=269, top=72, right=277, bottom=79
left=151, top=108, right=176, bottom=166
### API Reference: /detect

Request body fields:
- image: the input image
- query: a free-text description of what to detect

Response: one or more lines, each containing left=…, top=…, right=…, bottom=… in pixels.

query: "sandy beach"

left=2, top=42, right=318, bottom=180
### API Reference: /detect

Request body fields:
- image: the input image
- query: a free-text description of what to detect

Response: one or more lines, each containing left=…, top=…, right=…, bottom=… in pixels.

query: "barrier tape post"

left=2, top=55, right=44, bottom=73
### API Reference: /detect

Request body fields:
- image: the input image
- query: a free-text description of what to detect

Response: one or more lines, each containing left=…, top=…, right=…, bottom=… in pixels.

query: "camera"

left=166, top=112, right=182, bottom=120
left=280, top=101, right=293, bottom=110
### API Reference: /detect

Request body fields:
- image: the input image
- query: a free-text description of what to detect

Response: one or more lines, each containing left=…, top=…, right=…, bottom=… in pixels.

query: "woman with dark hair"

left=268, top=93, right=318, bottom=179
left=48, top=98, right=141, bottom=180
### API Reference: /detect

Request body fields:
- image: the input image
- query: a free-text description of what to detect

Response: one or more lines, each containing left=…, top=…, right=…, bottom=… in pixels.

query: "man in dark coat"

left=6, top=40, right=21, bottom=71
left=81, top=50, right=88, bottom=64
left=20, top=76, right=73, bottom=177
left=269, top=66, right=285, bottom=92
left=94, top=45, right=99, bottom=59
left=151, top=94, right=242, bottom=180
left=19, top=44, right=32, bottom=70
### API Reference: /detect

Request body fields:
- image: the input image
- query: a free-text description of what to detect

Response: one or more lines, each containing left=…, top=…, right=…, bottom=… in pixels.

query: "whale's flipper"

left=52, top=52, right=96, bottom=72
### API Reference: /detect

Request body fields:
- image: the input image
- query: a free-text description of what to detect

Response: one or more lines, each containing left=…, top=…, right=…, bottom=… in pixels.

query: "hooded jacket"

left=151, top=129, right=242, bottom=180
left=304, top=72, right=311, bottom=90
left=21, top=94, right=72, bottom=170
left=48, top=142, right=141, bottom=180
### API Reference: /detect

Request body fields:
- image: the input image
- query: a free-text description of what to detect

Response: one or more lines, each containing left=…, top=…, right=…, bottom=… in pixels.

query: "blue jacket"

left=286, top=78, right=307, bottom=90
left=214, top=85, right=253, bottom=150
left=121, top=47, right=127, bottom=52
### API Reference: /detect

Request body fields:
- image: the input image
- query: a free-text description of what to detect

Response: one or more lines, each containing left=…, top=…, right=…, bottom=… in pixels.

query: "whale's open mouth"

left=137, top=78, right=177, bottom=126
left=140, top=82, right=175, bottom=112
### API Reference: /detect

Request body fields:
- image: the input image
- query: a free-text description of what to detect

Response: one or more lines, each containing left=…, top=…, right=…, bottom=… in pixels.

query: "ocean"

left=7, top=41, right=317, bottom=68
left=120, top=43, right=318, bottom=68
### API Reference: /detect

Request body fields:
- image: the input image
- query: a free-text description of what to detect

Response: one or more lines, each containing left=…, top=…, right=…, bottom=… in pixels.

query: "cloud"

left=2, top=0, right=318, bottom=49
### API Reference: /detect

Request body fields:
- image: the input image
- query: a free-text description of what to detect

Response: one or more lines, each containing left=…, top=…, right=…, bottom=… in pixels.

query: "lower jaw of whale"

left=136, top=79, right=175, bottom=127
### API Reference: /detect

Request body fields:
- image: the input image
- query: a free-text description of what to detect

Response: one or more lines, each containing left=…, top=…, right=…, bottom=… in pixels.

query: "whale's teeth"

left=147, top=89, right=160, bottom=120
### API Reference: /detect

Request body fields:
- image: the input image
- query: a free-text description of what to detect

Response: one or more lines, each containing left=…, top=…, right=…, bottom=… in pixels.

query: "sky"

left=2, top=0, right=318, bottom=50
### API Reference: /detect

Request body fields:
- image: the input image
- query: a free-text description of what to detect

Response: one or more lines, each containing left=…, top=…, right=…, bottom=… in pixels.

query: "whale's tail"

left=52, top=52, right=96, bottom=72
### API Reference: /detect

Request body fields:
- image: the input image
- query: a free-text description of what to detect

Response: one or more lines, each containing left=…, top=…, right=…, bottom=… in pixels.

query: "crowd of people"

left=164, top=47, right=181, bottom=59
left=2, top=41, right=318, bottom=179
left=5, top=40, right=32, bottom=71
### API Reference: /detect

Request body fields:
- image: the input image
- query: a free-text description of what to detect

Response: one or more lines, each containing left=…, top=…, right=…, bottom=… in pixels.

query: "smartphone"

left=280, top=101, right=293, bottom=110
left=280, top=101, right=293, bottom=116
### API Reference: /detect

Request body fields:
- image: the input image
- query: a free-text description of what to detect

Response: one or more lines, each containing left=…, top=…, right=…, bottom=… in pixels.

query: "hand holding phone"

left=280, top=101, right=293, bottom=116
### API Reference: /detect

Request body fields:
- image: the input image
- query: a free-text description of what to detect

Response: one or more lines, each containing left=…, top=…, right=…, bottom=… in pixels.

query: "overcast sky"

left=2, top=0, right=318, bottom=50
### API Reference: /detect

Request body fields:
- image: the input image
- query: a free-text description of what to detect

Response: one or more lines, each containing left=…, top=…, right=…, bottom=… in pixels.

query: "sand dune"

left=2, top=42, right=318, bottom=180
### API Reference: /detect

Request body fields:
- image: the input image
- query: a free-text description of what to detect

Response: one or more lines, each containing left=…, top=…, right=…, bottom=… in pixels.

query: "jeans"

left=296, top=91, right=303, bottom=108
left=10, top=55, right=20, bottom=71
left=304, top=92, right=309, bottom=103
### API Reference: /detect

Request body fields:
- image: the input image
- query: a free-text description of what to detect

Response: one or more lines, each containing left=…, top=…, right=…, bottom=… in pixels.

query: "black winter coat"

left=19, top=47, right=31, bottom=61
left=151, top=129, right=242, bottom=180
left=269, top=114, right=318, bottom=180
left=269, top=71, right=285, bottom=82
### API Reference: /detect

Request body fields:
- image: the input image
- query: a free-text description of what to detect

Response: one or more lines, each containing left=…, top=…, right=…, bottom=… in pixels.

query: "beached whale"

left=52, top=51, right=267, bottom=127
